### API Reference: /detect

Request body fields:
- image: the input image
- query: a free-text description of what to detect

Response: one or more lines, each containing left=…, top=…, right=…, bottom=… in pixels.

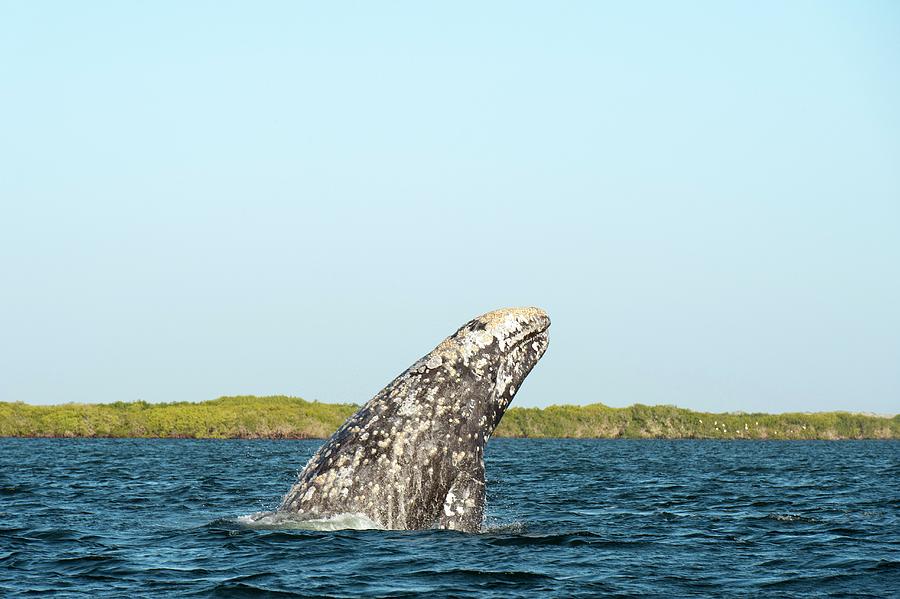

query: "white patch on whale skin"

left=475, top=330, right=494, bottom=348
left=443, top=489, right=456, bottom=517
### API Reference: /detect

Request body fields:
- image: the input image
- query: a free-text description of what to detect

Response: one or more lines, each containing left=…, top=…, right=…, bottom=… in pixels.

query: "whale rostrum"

left=275, top=307, right=550, bottom=532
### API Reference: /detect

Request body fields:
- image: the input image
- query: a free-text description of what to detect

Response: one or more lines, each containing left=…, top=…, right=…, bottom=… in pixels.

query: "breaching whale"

left=273, top=307, right=550, bottom=532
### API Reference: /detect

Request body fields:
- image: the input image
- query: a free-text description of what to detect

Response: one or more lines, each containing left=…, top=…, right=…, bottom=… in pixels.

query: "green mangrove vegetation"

left=0, top=396, right=357, bottom=440
left=495, top=403, right=899, bottom=440
left=1, top=396, right=896, bottom=440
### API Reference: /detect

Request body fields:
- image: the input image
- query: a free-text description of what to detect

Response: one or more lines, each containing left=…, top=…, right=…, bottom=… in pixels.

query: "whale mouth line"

left=509, top=324, right=550, bottom=351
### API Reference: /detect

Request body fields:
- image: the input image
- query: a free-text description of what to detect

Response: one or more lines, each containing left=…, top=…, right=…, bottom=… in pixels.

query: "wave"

left=765, top=513, right=822, bottom=523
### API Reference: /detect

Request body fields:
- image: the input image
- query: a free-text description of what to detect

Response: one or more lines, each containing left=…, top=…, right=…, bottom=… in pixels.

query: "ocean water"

left=1, top=439, right=897, bottom=597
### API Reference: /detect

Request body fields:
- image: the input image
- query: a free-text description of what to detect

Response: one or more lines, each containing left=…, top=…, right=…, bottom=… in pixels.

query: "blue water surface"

left=1, top=438, right=898, bottom=597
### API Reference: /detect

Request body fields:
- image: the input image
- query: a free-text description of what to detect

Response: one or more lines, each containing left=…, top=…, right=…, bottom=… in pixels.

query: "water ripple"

left=1, top=438, right=898, bottom=597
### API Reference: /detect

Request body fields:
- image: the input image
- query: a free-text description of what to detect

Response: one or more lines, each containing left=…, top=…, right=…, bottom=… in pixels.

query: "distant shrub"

left=0, top=396, right=896, bottom=440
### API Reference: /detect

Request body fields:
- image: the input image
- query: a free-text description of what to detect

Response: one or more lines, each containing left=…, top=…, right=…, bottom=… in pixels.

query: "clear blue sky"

left=1, top=2, right=898, bottom=414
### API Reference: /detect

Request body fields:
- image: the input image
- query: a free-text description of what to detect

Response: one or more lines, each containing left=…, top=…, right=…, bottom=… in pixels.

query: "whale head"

left=413, top=306, right=551, bottom=437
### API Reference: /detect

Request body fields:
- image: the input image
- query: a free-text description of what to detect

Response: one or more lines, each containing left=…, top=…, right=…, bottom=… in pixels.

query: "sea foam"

left=236, top=511, right=384, bottom=531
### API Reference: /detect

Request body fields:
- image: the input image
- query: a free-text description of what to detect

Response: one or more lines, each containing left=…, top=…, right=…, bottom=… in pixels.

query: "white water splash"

left=480, top=519, right=527, bottom=534
left=236, top=511, right=384, bottom=531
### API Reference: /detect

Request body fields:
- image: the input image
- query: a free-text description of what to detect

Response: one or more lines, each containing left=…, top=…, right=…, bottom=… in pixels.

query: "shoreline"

left=2, top=396, right=897, bottom=441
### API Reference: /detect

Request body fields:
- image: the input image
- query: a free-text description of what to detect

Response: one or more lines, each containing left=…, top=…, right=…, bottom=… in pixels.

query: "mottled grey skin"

left=275, top=307, right=550, bottom=532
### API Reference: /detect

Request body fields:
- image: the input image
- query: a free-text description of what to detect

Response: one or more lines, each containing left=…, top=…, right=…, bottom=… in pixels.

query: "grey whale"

left=272, top=307, right=550, bottom=532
